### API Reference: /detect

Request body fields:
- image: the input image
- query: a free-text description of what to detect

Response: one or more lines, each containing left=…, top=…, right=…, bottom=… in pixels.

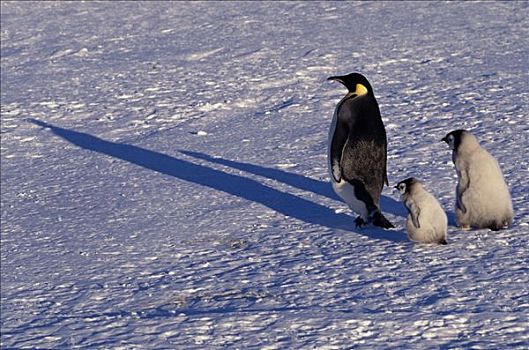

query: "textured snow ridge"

left=1, top=1, right=528, bottom=349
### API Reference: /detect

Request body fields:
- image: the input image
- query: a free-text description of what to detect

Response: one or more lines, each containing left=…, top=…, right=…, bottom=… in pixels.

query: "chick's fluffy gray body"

left=445, top=130, right=513, bottom=230
left=397, top=178, right=447, bottom=244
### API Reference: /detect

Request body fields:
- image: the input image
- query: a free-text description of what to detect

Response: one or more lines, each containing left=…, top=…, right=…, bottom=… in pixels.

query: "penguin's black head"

left=441, top=129, right=467, bottom=151
left=327, top=72, right=373, bottom=96
left=395, top=177, right=418, bottom=195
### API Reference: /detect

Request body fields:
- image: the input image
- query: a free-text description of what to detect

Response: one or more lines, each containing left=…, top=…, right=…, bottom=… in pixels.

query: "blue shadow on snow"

left=179, top=150, right=407, bottom=219
left=30, top=119, right=406, bottom=242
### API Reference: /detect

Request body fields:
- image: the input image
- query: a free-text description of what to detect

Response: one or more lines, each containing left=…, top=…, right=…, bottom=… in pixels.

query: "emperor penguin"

left=396, top=178, right=448, bottom=245
left=327, top=72, right=393, bottom=228
left=442, top=129, right=513, bottom=231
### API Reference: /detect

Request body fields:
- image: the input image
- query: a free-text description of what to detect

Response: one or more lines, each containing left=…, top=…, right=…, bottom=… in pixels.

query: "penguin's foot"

left=371, top=211, right=395, bottom=229
left=354, top=216, right=366, bottom=228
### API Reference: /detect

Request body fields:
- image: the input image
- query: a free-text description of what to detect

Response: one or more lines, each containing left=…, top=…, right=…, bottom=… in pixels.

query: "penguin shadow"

left=179, top=150, right=408, bottom=220
left=29, top=119, right=406, bottom=242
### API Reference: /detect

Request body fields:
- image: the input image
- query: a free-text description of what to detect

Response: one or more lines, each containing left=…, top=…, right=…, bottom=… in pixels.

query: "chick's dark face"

left=442, top=133, right=456, bottom=150
left=395, top=182, right=407, bottom=195
left=394, top=177, right=418, bottom=198
left=441, top=130, right=466, bottom=151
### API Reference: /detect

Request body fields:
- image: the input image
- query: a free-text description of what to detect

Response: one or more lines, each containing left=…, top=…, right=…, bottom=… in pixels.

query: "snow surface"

left=1, top=1, right=528, bottom=348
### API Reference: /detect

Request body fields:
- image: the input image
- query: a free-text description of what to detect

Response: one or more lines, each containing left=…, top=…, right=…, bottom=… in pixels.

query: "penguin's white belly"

left=331, top=180, right=368, bottom=220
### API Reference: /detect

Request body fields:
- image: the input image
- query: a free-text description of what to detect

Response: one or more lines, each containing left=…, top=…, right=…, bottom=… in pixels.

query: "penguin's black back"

left=337, top=93, right=388, bottom=204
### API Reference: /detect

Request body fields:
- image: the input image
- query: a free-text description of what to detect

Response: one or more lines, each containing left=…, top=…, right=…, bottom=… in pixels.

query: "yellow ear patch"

left=355, top=83, right=368, bottom=96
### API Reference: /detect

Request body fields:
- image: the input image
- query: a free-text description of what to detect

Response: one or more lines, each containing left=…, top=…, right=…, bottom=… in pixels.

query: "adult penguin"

left=327, top=72, right=393, bottom=228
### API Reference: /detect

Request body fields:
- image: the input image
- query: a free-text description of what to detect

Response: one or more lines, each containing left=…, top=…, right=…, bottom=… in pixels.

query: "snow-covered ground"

left=1, top=1, right=528, bottom=348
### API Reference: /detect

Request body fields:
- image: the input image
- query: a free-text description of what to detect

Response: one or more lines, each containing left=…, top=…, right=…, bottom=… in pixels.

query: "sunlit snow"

left=1, top=1, right=528, bottom=348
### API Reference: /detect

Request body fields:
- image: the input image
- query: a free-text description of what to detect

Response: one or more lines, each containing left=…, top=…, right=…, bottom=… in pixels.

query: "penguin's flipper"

left=456, top=170, right=470, bottom=214
left=330, top=120, right=349, bottom=182
left=456, top=196, right=467, bottom=214
left=405, top=199, right=421, bottom=228
left=384, top=143, right=389, bottom=186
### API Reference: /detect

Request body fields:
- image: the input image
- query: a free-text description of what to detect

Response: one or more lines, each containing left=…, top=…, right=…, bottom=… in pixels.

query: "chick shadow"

left=29, top=119, right=406, bottom=242
left=447, top=211, right=458, bottom=227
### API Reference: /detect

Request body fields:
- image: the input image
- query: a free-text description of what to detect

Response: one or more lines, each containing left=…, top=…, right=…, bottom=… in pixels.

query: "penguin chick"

left=396, top=178, right=448, bottom=245
left=327, top=72, right=393, bottom=229
left=442, top=130, right=513, bottom=231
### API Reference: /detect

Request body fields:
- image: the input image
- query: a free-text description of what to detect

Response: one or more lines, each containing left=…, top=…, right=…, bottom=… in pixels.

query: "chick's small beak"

left=441, top=136, right=448, bottom=143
